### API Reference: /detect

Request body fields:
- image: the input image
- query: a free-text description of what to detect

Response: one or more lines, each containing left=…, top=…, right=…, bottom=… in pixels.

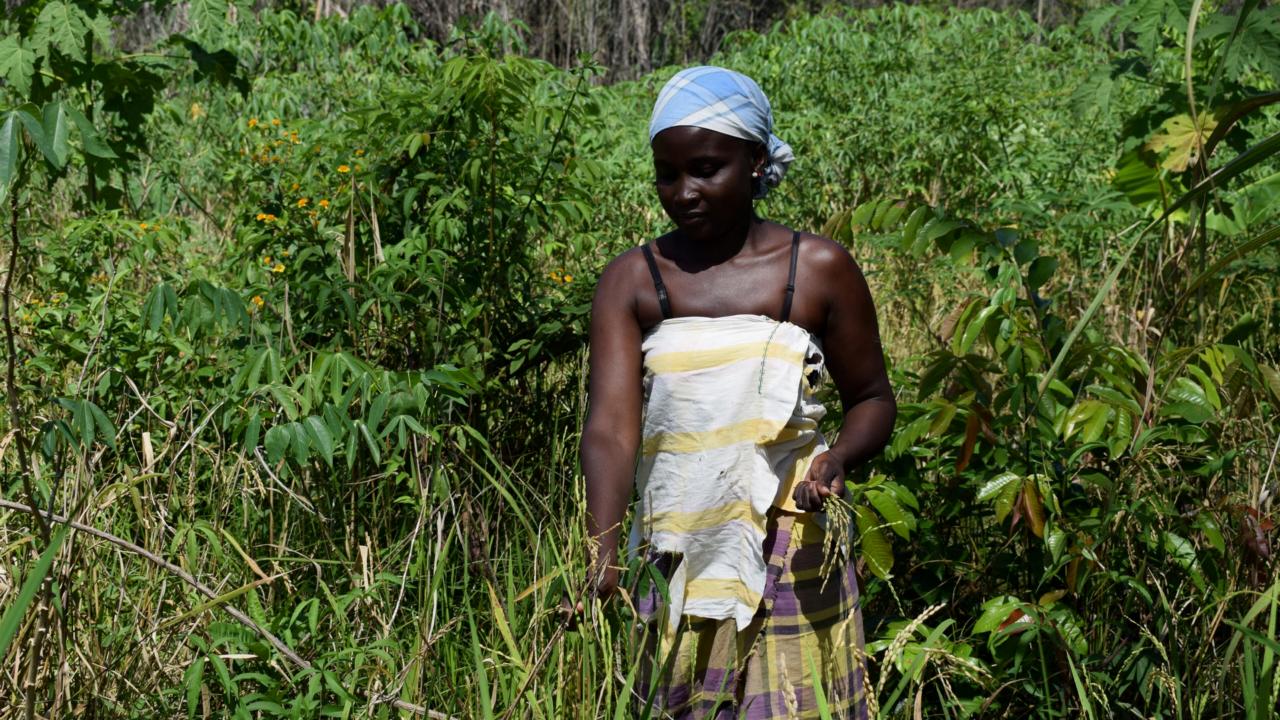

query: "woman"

left=576, top=66, right=896, bottom=718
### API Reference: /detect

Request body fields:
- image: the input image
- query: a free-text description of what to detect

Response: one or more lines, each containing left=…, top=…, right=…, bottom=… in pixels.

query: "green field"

left=1, top=0, right=1278, bottom=717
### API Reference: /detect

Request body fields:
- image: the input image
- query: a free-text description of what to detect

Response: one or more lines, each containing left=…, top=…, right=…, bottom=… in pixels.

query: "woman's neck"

left=670, top=215, right=763, bottom=269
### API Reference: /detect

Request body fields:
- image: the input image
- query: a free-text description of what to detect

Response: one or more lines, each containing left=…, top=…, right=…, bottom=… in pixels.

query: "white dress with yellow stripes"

left=629, top=313, right=828, bottom=631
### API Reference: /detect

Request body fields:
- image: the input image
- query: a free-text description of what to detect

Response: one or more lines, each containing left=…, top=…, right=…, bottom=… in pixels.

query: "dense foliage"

left=1, top=1, right=1277, bottom=718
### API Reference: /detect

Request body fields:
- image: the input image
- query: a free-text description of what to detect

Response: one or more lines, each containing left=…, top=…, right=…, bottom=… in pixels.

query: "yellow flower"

left=318, top=199, right=330, bottom=209
left=250, top=295, right=264, bottom=308
left=271, top=118, right=281, bottom=127
left=337, top=164, right=350, bottom=173
left=354, top=148, right=365, bottom=156
left=256, top=213, right=268, bottom=221
left=549, top=271, right=562, bottom=283
left=563, top=274, right=574, bottom=283
left=272, top=263, right=285, bottom=273
left=262, top=255, right=272, bottom=264
left=248, top=117, right=259, bottom=128
left=296, top=197, right=309, bottom=208
left=139, top=222, right=149, bottom=230
left=290, top=182, right=300, bottom=191
left=190, top=102, right=205, bottom=120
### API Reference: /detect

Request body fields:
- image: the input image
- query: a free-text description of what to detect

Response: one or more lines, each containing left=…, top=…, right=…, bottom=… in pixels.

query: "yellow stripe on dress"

left=645, top=341, right=806, bottom=375
left=647, top=499, right=760, bottom=535
left=642, top=419, right=802, bottom=456
left=684, top=577, right=764, bottom=607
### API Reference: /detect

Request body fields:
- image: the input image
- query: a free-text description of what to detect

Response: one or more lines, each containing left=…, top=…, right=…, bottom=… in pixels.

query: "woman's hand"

left=559, top=565, right=618, bottom=629
left=793, top=450, right=847, bottom=512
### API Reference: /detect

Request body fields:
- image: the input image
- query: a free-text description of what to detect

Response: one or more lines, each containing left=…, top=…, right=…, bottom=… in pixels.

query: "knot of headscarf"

left=648, top=66, right=794, bottom=199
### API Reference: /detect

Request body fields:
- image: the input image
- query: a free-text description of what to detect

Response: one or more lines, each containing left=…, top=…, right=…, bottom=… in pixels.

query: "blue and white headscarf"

left=649, top=66, right=794, bottom=199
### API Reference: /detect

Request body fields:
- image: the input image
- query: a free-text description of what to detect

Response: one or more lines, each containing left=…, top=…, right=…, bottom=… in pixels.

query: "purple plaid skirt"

left=633, top=510, right=869, bottom=719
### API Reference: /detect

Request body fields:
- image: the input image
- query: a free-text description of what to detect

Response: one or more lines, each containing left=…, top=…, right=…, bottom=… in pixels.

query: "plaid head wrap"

left=649, top=66, right=795, bottom=199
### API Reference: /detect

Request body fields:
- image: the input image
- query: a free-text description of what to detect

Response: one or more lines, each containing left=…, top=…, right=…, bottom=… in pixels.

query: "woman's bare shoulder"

left=797, top=231, right=864, bottom=281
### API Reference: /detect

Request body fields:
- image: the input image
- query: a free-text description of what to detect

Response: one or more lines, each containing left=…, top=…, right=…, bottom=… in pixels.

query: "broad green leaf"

left=977, top=472, right=1020, bottom=502
left=1109, top=409, right=1133, bottom=457
left=0, top=36, right=36, bottom=97
left=1260, top=365, right=1280, bottom=403
left=0, top=111, right=19, bottom=194
left=184, top=657, right=206, bottom=720
left=1027, top=256, right=1059, bottom=291
left=899, top=205, right=930, bottom=250
left=974, top=595, right=1022, bottom=634
left=848, top=198, right=879, bottom=228
left=1045, top=523, right=1067, bottom=562
left=1162, top=376, right=1214, bottom=424
left=920, top=218, right=965, bottom=248
left=1080, top=401, right=1111, bottom=444
left=853, top=505, right=893, bottom=580
left=1197, top=513, right=1226, bottom=554
left=189, top=0, right=231, bottom=41
left=0, top=526, right=68, bottom=661
left=287, top=422, right=310, bottom=466
left=263, top=425, right=289, bottom=464
left=1146, top=112, right=1219, bottom=172
left=304, top=416, right=334, bottom=467
left=865, top=488, right=913, bottom=539
left=1086, top=384, right=1142, bottom=415
left=1185, top=365, right=1222, bottom=410
left=958, top=305, right=998, bottom=355
left=66, top=105, right=117, bottom=159
left=31, top=1, right=92, bottom=62
left=1022, top=479, right=1046, bottom=538
left=86, top=400, right=116, bottom=451
left=1163, top=531, right=1206, bottom=591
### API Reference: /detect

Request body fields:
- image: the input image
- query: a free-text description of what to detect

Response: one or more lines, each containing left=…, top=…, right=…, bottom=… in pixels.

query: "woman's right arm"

left=579, top=253, right=644, bottom=599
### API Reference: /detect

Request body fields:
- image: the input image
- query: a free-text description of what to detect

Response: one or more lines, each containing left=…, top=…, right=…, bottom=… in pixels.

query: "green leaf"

left=0, top=35, right=36, bottom=97
left=66, top=105, right=117, bottom=159
left=31, top=1, right=92, bottom=63
left=303, top=416, right=334, bottom=467
left=0, top=111, right=20, bottom=195
left=185, top=657, right=206, bottom=719
left=1260, top=365, right=1280, bottom=403
left=920, top=218, right=965, bottom=249
left=40, top=102, right=70, bottom=168
left=853, top=505, right=893, bottom=580
left=264, top=425, right=289, bottom=464
left=86, top=400, right=116, bottom=451
left=0, top=526, right=68, bottom=661
left=977, top=472, right=1020, bottom=502
left=287, top=422, right=310, bottom=466
left=1163, top=531, right=1205, bottom=591
left=974, top=595, right=1022, bottom=634
left=899, top=205, right=930, bottom=251
left=189, top=0, right=231, bottom=43
left=865, top=488, right=914, bottom=539
left=1027, top=256, right=1059, bottom=291
left=958, top=305, right=998, bottom=355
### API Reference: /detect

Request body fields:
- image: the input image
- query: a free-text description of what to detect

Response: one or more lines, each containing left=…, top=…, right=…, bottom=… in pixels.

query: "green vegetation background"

left=1, top=0, right=1278, bottom=717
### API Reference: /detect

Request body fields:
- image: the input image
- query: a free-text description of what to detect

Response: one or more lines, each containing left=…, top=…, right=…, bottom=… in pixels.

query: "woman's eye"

left=693, top=163, right=720, bottom=177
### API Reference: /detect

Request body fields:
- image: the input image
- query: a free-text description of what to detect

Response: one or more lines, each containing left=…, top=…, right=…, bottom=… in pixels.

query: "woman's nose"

left=675, top=178, right=699, bottom=205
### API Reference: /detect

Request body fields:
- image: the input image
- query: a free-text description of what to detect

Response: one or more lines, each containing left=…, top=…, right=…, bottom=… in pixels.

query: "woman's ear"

left=751, top=142, right=768, bottom=175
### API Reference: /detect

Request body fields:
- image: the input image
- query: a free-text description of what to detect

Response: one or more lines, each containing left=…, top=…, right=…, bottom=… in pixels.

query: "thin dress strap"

left=780, top=230, right=800, bottom=323
left=641, top=243, right=673, bottom=320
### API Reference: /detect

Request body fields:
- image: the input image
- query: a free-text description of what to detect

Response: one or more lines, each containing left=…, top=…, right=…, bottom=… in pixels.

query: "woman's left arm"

left=793, top=241, right=898, bottom=511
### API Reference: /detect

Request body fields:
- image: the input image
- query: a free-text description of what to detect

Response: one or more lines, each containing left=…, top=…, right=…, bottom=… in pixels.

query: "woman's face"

left=651, top=126, right=764, bottom=243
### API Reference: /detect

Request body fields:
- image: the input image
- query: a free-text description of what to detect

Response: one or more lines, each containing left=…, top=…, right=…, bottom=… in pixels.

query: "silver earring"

left=751, top=170, right=761, bottom=179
